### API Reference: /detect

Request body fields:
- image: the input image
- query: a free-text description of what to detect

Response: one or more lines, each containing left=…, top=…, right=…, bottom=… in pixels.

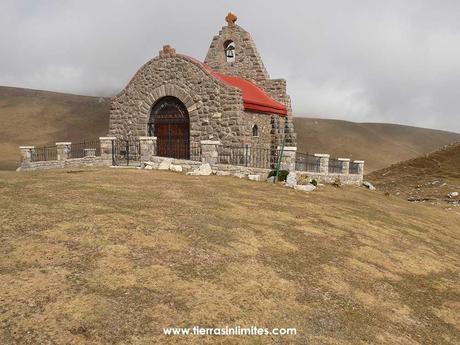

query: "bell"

left=225, top=45, right=235, bottom=58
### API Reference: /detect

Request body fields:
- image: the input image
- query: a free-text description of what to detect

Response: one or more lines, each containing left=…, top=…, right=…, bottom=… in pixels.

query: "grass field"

left=367, top=142, right=460, bottom=208
left=1, top=168, right=459, bottom=344
left=2, top=86, right=460, bottom=172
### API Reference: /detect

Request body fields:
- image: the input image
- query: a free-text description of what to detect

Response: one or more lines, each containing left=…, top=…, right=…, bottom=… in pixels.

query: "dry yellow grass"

left=0, top=168, right=459, bottom=344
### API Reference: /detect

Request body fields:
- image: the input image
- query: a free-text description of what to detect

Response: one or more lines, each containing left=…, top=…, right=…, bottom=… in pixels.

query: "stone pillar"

left=283, top=117, right=297, bottom=146
left=56, top=142, right=71, bottom=160
left=200, top=140, right=221, bottom=165
left=19, top=146, right=34, bottom=167
left=139, top=136, right=157, bottom=161
left=338, top=158, right=350, bottom=175
left=99, top=137, right=116, bottom=165
left=278, top=146, right=297, bottom=171
left=354, top=160, right=365, bottom=175
left=315, top=154, right=330, bottom=174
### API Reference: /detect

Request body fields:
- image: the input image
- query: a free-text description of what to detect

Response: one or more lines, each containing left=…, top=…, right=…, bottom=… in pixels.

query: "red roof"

left=194, top=59, right=286, bottom=116
left=210, top=71, right=287, bottom=116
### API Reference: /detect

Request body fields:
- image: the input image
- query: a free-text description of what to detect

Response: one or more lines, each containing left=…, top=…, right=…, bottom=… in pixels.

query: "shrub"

left=268, top=169, right=289, bottom=181
left=310, top=179, right=318, bottom=186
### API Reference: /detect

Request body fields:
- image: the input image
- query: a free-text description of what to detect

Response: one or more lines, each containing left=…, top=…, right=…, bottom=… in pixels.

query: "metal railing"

left=295, top=152, right=321, bottom=172
left=328, top=158, right=343, bottom=174
left=156, top=140, right=202, bottom=161
left=349, top=162, right=360, bottom=174
left=70, top=139, right=100, bottom=158
left=112, top=138, right=141, bottom=166
left=217, top=144, right=277, bottom=169
left=31, top=145, right=57, bottom=162
left=190, top=142, right=201, bottom=162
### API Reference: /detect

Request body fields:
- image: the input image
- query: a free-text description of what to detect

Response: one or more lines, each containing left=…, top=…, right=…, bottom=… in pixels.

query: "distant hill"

left=0, top=86, right=110, bottom=170
left=366, top=142, right=460, bottom=208
left=1, top=86, right=459, bottom=171
left=293, top=118, right=460, bottom=172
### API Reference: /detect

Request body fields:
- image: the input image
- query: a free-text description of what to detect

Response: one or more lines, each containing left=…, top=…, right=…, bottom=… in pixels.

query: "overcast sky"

left=1, top=0, right=459, bottom=132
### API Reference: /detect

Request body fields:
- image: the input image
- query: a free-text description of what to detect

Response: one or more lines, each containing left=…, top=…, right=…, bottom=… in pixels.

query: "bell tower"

left=204, top=12, right=296, bottom=146
left=204, top=12, right=270, bottom=83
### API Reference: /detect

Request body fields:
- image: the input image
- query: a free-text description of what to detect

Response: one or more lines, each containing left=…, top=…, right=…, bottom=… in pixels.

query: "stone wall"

left=242, top=111, right=272, bottom=149
left=17, top=157, right=109, bottom=172
left=18, top=137, right=363, bottom=186
left=298, top=172, right=363, bottom=186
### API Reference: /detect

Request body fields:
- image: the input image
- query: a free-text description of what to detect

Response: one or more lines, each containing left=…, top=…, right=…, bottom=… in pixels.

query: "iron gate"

left=112, top=138, right=141, bottom=166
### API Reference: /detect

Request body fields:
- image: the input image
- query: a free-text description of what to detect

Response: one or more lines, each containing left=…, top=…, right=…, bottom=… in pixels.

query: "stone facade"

left=109, top=13, right=296, bottom=154
left=110, top=51, right=247, bottom=145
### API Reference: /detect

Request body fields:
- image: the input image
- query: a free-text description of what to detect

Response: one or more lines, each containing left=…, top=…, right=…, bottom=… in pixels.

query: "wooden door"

left=150, top=97, right=190, bottom=159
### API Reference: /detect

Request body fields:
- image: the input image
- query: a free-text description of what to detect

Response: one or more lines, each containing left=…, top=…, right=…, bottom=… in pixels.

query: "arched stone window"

left=252, top=124, right=259, bottom=137
left=224, top=40, right=236, bottom=63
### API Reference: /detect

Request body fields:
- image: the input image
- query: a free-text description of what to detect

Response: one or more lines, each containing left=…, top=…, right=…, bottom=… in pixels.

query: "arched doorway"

left=148, top=96, right=190, bottom=159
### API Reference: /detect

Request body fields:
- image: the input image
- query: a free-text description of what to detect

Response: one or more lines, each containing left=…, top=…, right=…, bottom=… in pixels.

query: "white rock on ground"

left=143, top=161, right=159, bottom=169
left=169, top=164, right=183, bottom=172
left=233, top=172, right=246, bottom=179
left=363, top=181, right=376, bottom=190
left=216, top=171, right=231, bottom=176
left=158, top=158, right=173, bottom=170
left=294, top=184, right=316, bottom=192
left=266, top=176, right=275, bottom=183
left=248, top=174, right=261, bottom=181
left=448, top=191, right=459, bottom=198
left=187, top=163, right=212, bottom=176
left=286, top=171, right=297, bottom=188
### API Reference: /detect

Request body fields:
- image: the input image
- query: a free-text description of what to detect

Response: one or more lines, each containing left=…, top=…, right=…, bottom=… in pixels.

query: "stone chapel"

left=108, top=12, right=296, bottom=159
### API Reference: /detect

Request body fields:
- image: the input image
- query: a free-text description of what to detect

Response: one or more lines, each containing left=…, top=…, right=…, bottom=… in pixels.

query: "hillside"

left=0, top=86, right=110, bottom=170
left=1, top=168, right=459, bottom=344
left=294, top=118, right=460, bottom=172
left=366, top=142, right=460, bottom=209
left=1, top=86, right=460, bottom=172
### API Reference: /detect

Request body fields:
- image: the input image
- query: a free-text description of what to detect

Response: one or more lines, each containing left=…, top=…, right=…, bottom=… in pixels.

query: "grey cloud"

left=0, top=0, right=459, bottom=132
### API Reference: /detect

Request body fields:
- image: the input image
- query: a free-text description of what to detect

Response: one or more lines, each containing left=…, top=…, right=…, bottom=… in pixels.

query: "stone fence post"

left=278, top=146, right=297, bottom=171
left=56, top=142, right=71, bottom=160
left=19, top=146, right=34, bottom=168
left=99, top=137, right=116, bottom=165
left=338, top=158, right=350, bottom=175
left=139, top=136, right=157, bottom=161
left=315, top=154, right=330, bottom=174
left=200, top=140, right=221, bottom=165
left=354, top=160, right=365, bottom=175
